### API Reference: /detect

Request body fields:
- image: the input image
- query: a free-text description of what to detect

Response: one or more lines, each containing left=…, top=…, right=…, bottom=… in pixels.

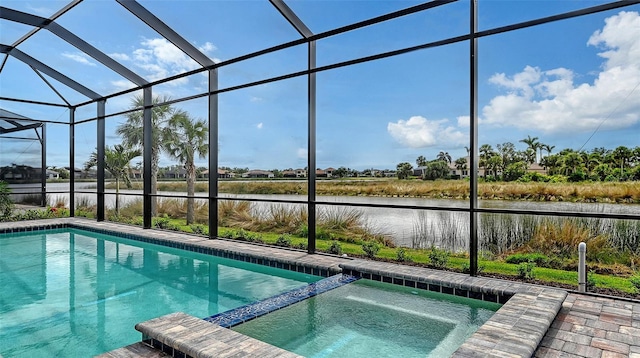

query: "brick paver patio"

left=536, top=293, right=640, bottom=358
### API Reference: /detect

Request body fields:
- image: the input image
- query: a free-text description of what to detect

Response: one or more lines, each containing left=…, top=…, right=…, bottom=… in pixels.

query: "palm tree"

left=454, top=157, right=468, bottom=177
left=85, top=144, right=141, bottom=216
left=479, top=144, right=495, bottom=179
left=519, top=135, right=540, bottom=163
left=542, top=144, right=555, bottom=158
left=612, top=146, right=632, bottom=172
left=437, top=151, right=452, bottom=164
left=561, top=152, right=584, bottom=175
left=164, top=111, right=209, bottom=225
left=396, top=162, right=413, bottom=180
left=116, top=95, right=178, bottom=216
left=416, top=155, right=427, bottom=178
left=487, top=155, right=503, bottom=180
left=583, top=152, right=602, bottom=174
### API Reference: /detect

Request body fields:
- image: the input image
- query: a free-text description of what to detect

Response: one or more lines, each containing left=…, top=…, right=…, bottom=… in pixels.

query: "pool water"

left=233, top=279, right=501, bottom=358
left=0, top=228, right=320, bottom=357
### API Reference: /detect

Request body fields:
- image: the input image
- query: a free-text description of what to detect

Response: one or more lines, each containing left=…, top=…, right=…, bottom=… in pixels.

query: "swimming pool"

left=0, top=228, right=320, bottom=357
left=233, top=279, right=501, bottom=358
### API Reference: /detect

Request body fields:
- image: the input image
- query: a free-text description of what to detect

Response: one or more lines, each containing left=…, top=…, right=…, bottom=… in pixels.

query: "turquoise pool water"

left=234, top=279, right=501, bottom=358
left=0, top=228, right=320, bottom=357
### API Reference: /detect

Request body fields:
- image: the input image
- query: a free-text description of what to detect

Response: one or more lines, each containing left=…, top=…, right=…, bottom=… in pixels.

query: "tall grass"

left=411, top=208, right=640, bottom=267
left=110, top=179, right=640, bottom=203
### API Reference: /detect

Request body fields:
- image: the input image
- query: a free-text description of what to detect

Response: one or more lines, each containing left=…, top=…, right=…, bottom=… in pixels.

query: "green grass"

left=136, top=216, right=637, bottom=294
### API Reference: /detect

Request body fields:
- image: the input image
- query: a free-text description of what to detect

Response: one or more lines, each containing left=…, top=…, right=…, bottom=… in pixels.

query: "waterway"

left=16, top=182, right=640, bottom=248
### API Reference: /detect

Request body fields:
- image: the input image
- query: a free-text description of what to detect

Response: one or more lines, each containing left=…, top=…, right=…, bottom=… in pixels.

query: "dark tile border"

left=0, top=220, right=338, bottom=278
left=342, top=266, right=509, bottom=304
left=205, top=274, right=359, bottom=328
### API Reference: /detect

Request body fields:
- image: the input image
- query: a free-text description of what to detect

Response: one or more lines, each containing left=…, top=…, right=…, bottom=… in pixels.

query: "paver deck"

left=535, top=293, right=640, bottom=358
left=2, top=218, right=639, bottom=357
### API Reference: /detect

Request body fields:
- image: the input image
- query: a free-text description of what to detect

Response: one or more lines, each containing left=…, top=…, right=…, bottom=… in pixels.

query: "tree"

left=519, top=135, right=540, bottom=163
left=454, top=157, right=468, bottom=177
left=416, top=155, right=427, bottom=178
left=85, top=144, right=141, bottom=216
left=561, top=152, right=584, bottom=176
left=333, top=167, right=349, bottom=178
left=479, top=144, right=495, bottom=179
left=487, top=155, right=503, bottom=180
left=583, top=152, right=602, bottom=174
left=437, top=151, right=452, bottom=164
left=164, top=112, right=208, bottom=225
left=423, top=160, right=450, bottom=180
left=116, top=95, right=179, bottom=216
left=503, top=161, right=527, bottom=181
left=612, top=146, right=632, bottom=172
left=396, top=162, right=413, bottom=180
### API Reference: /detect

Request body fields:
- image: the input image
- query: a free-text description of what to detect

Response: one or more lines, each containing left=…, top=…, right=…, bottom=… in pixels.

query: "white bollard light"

left=578, top=242, right=587, bottom=293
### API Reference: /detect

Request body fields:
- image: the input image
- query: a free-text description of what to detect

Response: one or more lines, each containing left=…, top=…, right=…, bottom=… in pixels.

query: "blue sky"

left=1, top=0, right=639, bottom=171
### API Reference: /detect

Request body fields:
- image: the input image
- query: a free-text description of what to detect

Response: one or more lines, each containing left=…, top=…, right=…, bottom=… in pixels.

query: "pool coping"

left=1, top=218, right=568, bottom=357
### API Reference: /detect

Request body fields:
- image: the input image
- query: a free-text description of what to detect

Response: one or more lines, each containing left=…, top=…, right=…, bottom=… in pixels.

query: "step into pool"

left=233, top=279, right=502, bottom=358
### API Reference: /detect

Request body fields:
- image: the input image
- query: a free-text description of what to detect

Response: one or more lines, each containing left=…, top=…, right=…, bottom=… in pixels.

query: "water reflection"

left=0, top=229, right=317, bottom=356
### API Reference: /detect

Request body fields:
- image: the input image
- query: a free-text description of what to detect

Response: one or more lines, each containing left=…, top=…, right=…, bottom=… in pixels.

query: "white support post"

left=578, top=242, right=587, bottom=292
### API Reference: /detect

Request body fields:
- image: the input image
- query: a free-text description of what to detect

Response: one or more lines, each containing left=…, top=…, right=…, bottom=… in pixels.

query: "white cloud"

left=198, top=42, right=217, bottom=53
left=109, top=53, right=130, bottom=61
left=106, top=38, right=223, bottom=85
left=387, top=116, right=466, bottom=148
left=256, top=122, right=263, bottom=129
left=456, top=115, right=485, bottom=127
left=61, top=52, right=96, bottom=66
left=110, top=79, right=135, bottom=92
left=250, top=96, right=263, bottom=102
left=481, top=11, right=640, bottom=134
left=297, top=148, right=307, bottom=159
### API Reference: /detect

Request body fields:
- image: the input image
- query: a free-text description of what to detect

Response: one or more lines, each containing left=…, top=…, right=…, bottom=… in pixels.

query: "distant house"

left=325, top=167, right=335, bottom=178
left=46, top=169, right=59, bottom=179
left=316, top=169, right=326, bottom=177
left=218, top=169, right=233, bottom=178
left=282, top=170, right=297, bottom=178
left=199, top=169, right=234, bottom=179
left=164, top=167, right=186, bottom=179
left=295, top=168, right=306, bottom=178
left=0, top=166, right=60, bottom=181
left=242, top=169, right=274, bottom=178
left=527, top=163, right=547, bottom=175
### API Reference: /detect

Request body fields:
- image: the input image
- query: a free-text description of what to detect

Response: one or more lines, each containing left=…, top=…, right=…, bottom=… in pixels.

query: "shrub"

left=275, top=234, right=292, bottom=247
left=587, top=270, right=597, bottom=291
left=428, top=247, right=450, bottom=268
left=396, top=247, right=411, bottom=262
left=0, top=181, right=14, bottom=220
left=153, top=217, right=172, bottom=229
left=296, top=224, right=309, bottom=238
left=461, top=262, right=485, bottom=274
left=362, top=242, right=380, bottom=258
left=190, top=224, right=207, bottom=235
left=505, top=253, right=549, bottom=266
left=295, top=242, right=308, bottom=250
left=328, top=241, right=343, bottom=255
left=517, top=261, right=536, bottom=280
left=630, top=275, right=640, bottom=293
